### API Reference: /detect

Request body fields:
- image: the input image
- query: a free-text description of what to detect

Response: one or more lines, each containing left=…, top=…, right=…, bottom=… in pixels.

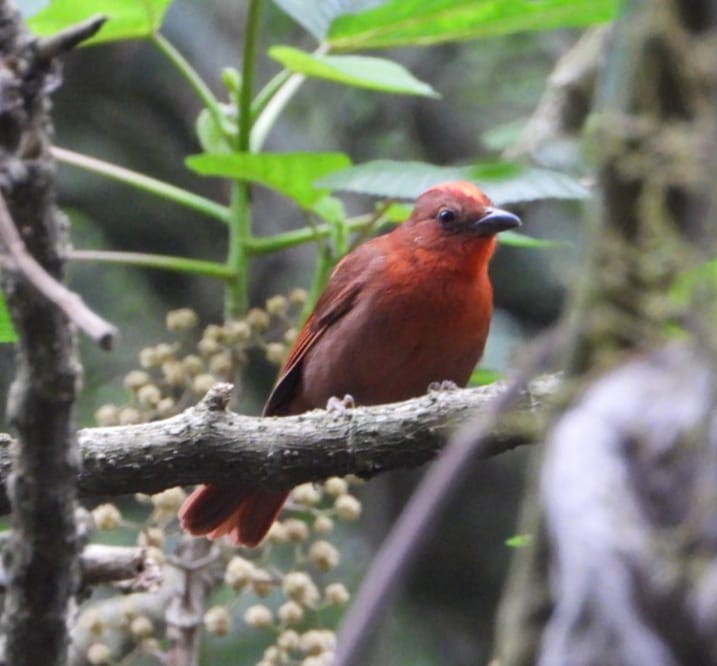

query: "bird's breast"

left=299, top=259, right=493, bottom=408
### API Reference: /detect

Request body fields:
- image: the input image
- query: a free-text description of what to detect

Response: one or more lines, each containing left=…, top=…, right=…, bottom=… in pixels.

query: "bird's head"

left=406, top=182, right=521, bottom=240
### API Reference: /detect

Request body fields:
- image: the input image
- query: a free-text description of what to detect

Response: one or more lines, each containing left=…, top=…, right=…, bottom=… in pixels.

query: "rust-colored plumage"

left=179, top=181, right=521, bottom=546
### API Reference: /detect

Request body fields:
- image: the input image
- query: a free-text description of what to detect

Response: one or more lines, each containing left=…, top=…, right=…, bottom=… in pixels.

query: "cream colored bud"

left=198, top=337, right=220, bottom=356
left=130, top=615, right=154, bottom=639
left=154, top=343, right=177, bottom=363
left=278, top=629, right=301, bottom=651
left=323, top=477, right=348, bottom=497
left=251, top=568, right=275, bottom=597
left=124, top=370, right=150, bottom=391
left=288, top=288, right=307, bottom=305
left=278, top=600, right=304, bottom=625
left=182, top=354, right=203, bottom=376
left=302, top=656, right=332, bottom=666
left=292, top=483, right=322, bottom=506
left=284, top=327, right=298, bottom=345
left=151, top=487, right=186, bottom=512
left=265, top=342, right=286, bottom=366
left=137, top=384, right=161, bottom=408
left=162, top=360, right=185, bottom=387
left=156, top=397, right=176, bottom=418
left=263, top=646, right=281, bottom=662
left=138, top=347, right=159, bottom=368
left=309, top=540, right=340, bottom=571
left=224, top=556, right=255, bottom=590
left=300, top=629, right=336, bottom=656
left=247, top=308, right=270, bottom=331
left=224, top=319, right=252, bottom=344
left=243, top=604, right=274, bottom=629
left=87, top=643, right=112, bottom=665
left=313, top=515, right=334, bottom=535
left=335, top=494, right=361, bottom=521
left=265, top=295, right=288, bottom=317
left=209, top=351, right=233, bottom=377
left=204, top=324, right=224, bottom=341
left=118, top=407, right=142, bottom=425
left=284, top=518, right=309, bottom=543
left=345, top=474, right=365, bottom=486
left=282, top=571, right=319, bottom=606
left=192, top=373, right=216, bottom=395
left=324, top=582, right=350, bottom=606
left=166, top=308, right=198, bottom=332
left=92, top=503, right=121, bottom=530
left=94, top=404, right=119, bottom=427
left=145, top=547, right=165, bottom=566
left=204, top=606, right=231, bottom=635
left=266, top=521, right=289, bottom=544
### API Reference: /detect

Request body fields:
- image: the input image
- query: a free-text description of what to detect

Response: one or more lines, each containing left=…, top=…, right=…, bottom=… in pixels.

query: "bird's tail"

left=178, top=484, right=289, bottom=547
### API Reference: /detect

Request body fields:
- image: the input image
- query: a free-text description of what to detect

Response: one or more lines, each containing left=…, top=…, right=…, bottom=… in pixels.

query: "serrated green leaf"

left=316, top=159, right=590, bottom=206
left=186, top=152, right=352, bottom=209
left=269, top=47, right=439, bottom=98
left=272, top=0, right=388, bottom=41
left=0, top=294, right=17, bottom=343
left=469, top=367, right=501, bottom=386
left=28, top=0, right=173, bottom=45
left=328, top=0, right=619, bottom=51
left=506, top=534, right=533, bottom=548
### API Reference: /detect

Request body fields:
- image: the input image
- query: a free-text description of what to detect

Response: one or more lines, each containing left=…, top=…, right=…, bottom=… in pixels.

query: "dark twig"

left=35, top=15, right=107, bottom=62
left=334, top=331, right=561, bottom=666
left=0, top=191, right=117, bottom=349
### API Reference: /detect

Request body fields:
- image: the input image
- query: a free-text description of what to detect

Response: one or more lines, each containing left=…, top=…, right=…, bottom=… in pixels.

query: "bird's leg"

left=427, top=379, right=460, bottom=392
left=326, top=394, right=356, bottom=415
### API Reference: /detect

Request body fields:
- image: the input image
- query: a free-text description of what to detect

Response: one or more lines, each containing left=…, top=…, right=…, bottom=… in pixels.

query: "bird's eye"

left=438, top=208, right=457, bottom=225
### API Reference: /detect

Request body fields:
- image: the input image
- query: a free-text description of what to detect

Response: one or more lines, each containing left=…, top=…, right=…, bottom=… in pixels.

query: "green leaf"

left=195, top=107, right=235, bottom=154
left=0, top=294, right=17, bottom=344
left=316, top=159, right=590, bottom=206
left=499, top=231, right=570, bottom=249
left=311, top=195, right=347, bottom=224
left=272, top=0, right=388, bottom=41
left=28, top=0, right=173, bottom=45
left=328, top=0, right=619, bottom=51
left=269, top=47, right=439, bottom=98
left=505, top=534, right=533, bottom=549
left=469, top=367, right=501, bottom=386
left=186, top=152, right=352, bottom=209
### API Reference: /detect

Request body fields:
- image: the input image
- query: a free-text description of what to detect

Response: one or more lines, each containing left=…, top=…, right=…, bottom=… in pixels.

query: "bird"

left=179, top=181, right=521, bottom=547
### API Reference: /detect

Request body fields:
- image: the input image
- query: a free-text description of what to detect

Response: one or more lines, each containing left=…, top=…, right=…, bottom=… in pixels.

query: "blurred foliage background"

left=3, top=0, right=613, bottom=663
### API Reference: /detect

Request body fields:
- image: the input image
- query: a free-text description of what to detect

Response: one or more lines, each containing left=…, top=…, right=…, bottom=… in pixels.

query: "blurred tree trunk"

left=495, top=1, right=717, bottom=664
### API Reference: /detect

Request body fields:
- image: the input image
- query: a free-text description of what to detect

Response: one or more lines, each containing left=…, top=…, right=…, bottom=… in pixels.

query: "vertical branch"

left=0, top=7, right=100, bottom=665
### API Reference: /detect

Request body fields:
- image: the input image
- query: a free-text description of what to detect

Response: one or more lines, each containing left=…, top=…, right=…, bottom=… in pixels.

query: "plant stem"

left=224, top=0, right=263, bottom=317
left=246, top=214, right=387, bottom=255
left=151, top=32, right=228, bottom=139
left=52, top=147, right=229, bottom=224
left=69, top=250, right=234, bottom=280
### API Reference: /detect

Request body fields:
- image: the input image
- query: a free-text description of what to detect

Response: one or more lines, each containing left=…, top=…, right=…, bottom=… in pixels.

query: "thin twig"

left=35, top=14, right=107, bottom=62
left=334, top=331, right=562, bottom=666
left=0, top=191, right=117, bottom=349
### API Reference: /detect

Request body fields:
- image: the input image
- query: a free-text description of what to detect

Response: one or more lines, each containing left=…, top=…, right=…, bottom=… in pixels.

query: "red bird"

left=179, top=181, right=520, bottom=546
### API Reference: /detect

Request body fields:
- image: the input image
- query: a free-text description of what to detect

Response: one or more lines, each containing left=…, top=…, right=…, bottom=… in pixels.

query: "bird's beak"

left=470, top=207, right=522, bottom=236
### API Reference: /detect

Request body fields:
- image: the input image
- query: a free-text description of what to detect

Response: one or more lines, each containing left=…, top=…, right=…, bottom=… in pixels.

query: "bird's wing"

left=262, top=246, right=380, bottom=416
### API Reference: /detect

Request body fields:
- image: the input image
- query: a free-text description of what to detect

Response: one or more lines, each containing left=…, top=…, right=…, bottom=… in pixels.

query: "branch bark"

left=0, top=8, right=104, bottom=665
left=0, top=376, right=555, bottom=514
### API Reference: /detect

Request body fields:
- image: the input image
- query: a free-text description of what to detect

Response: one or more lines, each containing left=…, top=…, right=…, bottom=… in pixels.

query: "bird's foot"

left=428, top=380, right=460, bottom=393
left=326, top=394, right=356, bottom=415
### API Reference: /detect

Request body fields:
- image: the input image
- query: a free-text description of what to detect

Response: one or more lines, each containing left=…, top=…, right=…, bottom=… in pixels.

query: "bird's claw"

left=428, top=380, right=460, bottom=393
left=326, top=394, right=356, bottom=415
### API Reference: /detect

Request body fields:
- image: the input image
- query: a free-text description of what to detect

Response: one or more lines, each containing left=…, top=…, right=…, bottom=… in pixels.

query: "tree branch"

left=0, top=191, right=117, bottom=349
left=0, top=376, right=556, bottom=515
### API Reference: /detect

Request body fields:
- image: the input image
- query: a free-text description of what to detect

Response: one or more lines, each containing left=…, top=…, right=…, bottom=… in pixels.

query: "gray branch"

left=0, top=376, right=556, bottom=515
